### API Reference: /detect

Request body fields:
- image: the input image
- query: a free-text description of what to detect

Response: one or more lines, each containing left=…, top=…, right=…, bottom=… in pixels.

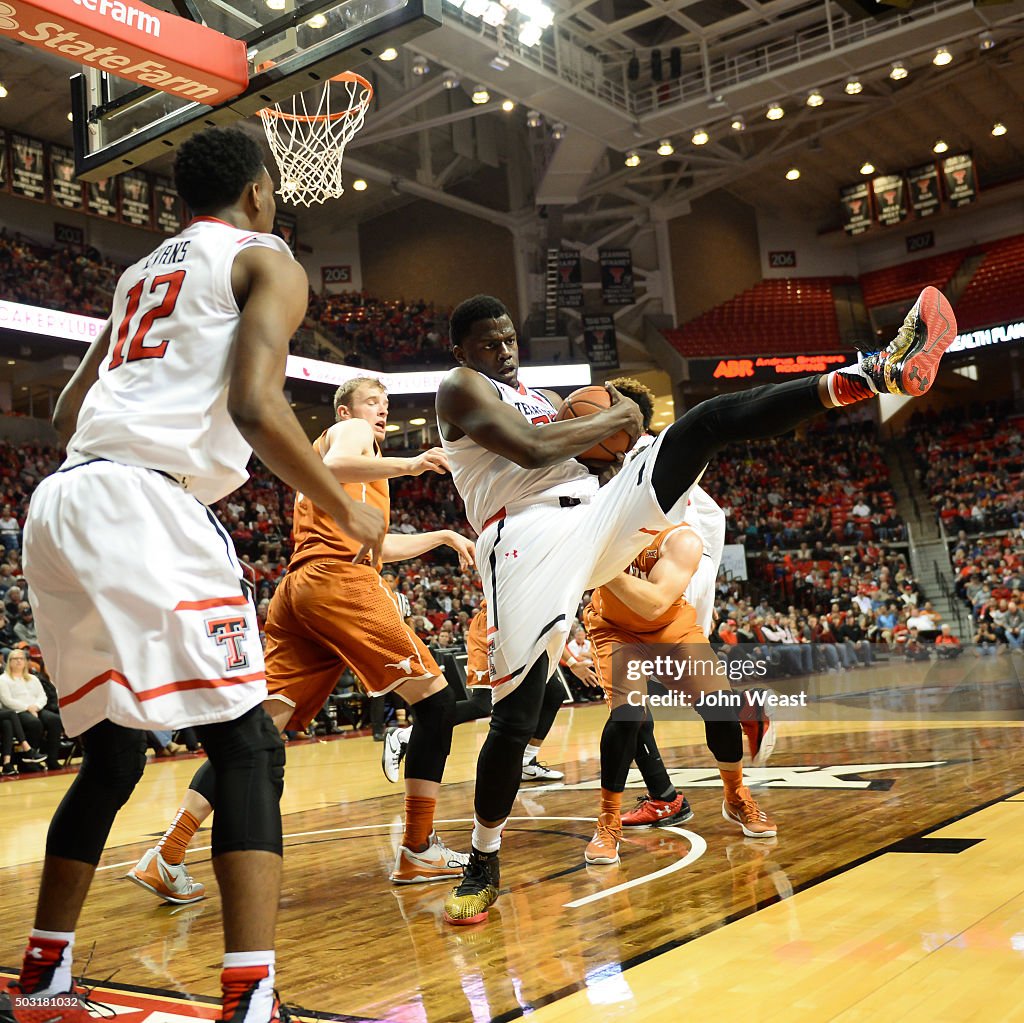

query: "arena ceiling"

left=0, top=0, right=1023, bottom=237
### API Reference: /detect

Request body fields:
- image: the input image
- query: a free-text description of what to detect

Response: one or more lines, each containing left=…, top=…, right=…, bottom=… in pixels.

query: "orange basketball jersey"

left=589, top=524, right=697, bottom=634
left=290, top=431, right=389, bottom=570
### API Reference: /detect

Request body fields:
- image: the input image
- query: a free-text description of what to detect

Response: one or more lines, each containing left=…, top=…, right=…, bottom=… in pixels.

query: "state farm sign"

left=0, top=0, right=247, bottom=103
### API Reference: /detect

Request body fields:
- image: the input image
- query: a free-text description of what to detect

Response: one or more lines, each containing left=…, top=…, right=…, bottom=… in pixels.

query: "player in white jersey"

left=4, top=127, right=385, bottom=1023
left=437, top=289, right=958, bottom=924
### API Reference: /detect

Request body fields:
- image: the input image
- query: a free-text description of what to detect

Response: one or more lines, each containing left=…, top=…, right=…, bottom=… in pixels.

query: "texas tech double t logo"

left=206, top=615, right=250, bottom=671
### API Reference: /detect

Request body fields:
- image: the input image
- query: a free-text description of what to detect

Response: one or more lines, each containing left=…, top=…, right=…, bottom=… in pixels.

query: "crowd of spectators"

left=910, top=399, right=1024, bottom=534
left=950, top=528, right=1024, bottom=653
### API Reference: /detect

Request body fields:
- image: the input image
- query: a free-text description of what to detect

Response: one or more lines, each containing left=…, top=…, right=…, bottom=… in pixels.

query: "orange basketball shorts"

left=583, top=601, right=708, bottom=710
left=264, top=558, right=440, bottom=730
left=465, top=607, right=489, bottom=688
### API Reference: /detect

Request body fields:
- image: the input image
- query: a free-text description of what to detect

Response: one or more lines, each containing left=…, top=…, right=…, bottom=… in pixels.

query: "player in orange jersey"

left=129, top=376, right=476, bottom=904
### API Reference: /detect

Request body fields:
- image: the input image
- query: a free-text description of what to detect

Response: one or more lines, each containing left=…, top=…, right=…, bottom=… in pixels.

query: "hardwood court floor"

left=2, top=657, right=1024, bottom=1023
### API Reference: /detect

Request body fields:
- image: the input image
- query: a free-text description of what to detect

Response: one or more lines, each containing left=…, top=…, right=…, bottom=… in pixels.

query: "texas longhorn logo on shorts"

left=205, top=615, right=250, bottom=671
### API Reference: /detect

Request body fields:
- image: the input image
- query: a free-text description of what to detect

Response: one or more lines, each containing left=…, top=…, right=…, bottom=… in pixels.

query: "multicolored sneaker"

left=126, top=847, right=205, bottom=904
left=390, top=831, right=469, bottom=885
left=584, top=812, right=622, bottom=865
left=621, top=794, right=694, bottom=828
left=722, top=786, right=777, bottom=838
left=863, top=286, right=957, bottom=396
left=739, top=690, right=777, bottom=767
left=443, top=850, right=501, bottom=925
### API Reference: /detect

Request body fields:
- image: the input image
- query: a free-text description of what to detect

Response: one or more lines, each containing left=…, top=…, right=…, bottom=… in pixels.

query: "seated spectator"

left=0, top=702, right=46, bottom=775
left=0, top=647, right=62, bottom=769
left=567, top=626, right=593, bottom=669
left=906, top=606, right=938, bottom=642
left=903, top=627, right=931, bottom=662
left=974, top=616, right=1001, bottom=656
left=934, top=625, right=962, bottom=659
left=0, top=505, right=19, bottom=553
left=1003, top=601, right=1024, bottom=651
left=13, top=602, right=38, bottom=645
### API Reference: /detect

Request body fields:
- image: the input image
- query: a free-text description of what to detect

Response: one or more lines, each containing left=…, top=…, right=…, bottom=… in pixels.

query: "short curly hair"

left=450, top=295, right=509, bottom=347
left=173, top=126, right=267, bottom=215
left=607, top=376, right=656, bottom=431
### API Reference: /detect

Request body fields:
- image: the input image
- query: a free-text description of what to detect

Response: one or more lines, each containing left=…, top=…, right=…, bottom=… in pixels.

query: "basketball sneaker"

left=443, top=850, right=501, bottom=925
left=126, top=847, right=206, bottom=904
left=381, top=725, right=410, bottom=784
left=390, top=831, right=469, bottom=885
left=1, top=984, right=112, bottom=1023
left=835, top=286, right=957, bottom=400
left=584, top=812, right=622, bottom=865
left=739, top=690, right=777, bottom=767
left=621, top=794, right=694, bottom=828
left=521, top=757, right=564, bottom=782
left=722, top=786, right=777, bottom=838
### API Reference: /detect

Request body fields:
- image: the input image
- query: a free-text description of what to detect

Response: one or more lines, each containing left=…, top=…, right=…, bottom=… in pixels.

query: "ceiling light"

left=411, top=55, right=429, bottom=76
left=933, top=139, right=948, bottom=154
left=730, top=116, right=745, bottom=132
left=523, top=1, right=554, bottom=29
left=501, top=98, right=515, bottom=112
left=310, top=415, right=318, bottom=420
left=6, top=360, right=14, bottom=365
left=624, top=150, right=640, bottom=167
left=933, top=47, right=953, bottom=67
left=657, top=138, right=674, bottom=155
left=785, top=167, right=801, bottom=181
left=860, top=161, right=875, bottom=175
left=979, top=31, right=995, bottom=52
left=305, top=12, right=327, bottom=27
left=352, top=178, right=368, bottom=191
left=992, top=122, right=1007, bottom=136
left=806, top=90, right=824, bottom=107
left=766, top=102, right=784, bottom=120
left=385, top=423, right=401, bottom=433
left=379, top=47, right=398, bottom=61
left=489, top=54, right=510, bottom=71
left=551, top=122, right=566, bottom=140
left=67, top=111, right=74, bottom=121
left=889, top=62, right=908, bottom=81
left=482, top=1, right=506, bottom=25
left=845, top=77, right=862, bottom=95
left=265, top=0, right=285, bottom=9
left=691, top=127, right=709, bottom=146
left=409, top=417, right=427, bottom=426
left=526, top=109, right=542, bottom=128
left=442, top=72, right=460, bottom=89
left=518, top=22, right=543, bottom=46
left=471, top=85, right=490, bottom=104
left=0, top=84, right=7, bottom=99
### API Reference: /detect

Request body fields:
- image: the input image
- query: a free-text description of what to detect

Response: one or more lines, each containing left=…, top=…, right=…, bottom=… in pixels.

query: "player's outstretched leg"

left=585, top=715, right=645, bottom=864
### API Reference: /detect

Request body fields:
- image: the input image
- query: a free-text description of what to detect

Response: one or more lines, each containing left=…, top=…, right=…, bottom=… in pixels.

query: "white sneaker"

left=390, top=831, right=469, bottom=885
left=126, top=847, right=206, bottom=904
left=521, top=757, right=564, bottom=782
left=381, top=725, right=411, bottom=784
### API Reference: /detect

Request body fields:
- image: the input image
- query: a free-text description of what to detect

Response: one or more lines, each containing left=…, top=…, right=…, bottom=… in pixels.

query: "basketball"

left=555, top=385, right=634, bottom=463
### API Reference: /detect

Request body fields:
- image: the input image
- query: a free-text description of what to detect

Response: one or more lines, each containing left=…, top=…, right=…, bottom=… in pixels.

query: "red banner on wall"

left=0, top=0, right=248, bottom=104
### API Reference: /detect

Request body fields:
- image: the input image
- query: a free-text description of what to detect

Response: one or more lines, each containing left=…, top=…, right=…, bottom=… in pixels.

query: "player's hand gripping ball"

left=554, top=384, right=637, bottom=463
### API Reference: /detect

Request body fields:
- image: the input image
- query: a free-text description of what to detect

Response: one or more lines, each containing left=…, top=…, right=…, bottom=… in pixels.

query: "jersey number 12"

left=108, top=270, right=187, bottom=370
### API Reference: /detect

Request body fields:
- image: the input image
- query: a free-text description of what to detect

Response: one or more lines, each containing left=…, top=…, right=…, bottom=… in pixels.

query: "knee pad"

left=405, top=686, right=456, bottom=782
left=188, top=759, right=217, bottom=805
left=703, top=718, right=743, bottom=764
left=489, top=661, right=549, bottom=745
left=600, top=718, right=643, bottom=792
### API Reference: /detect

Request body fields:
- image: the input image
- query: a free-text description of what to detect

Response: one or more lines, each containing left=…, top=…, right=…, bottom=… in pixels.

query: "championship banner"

left=908, top=162, right=940, bottom=218
left=581, top=313, right=619, bottom=370
left=0, top=0, right=248, bottom=104
left=275, top=213, right=297, bottom=254
left=154, top=180, right=183, bottom=234
left=840, top=182, right=872, bottom=235
left=872, top=174, right=907, bottom=226
left=557, top=249, right=583, bottom=308
left=0, top=130, right=7, bottom=192
left=599, top=248, right=635, bottom=306
left=119, top=171, right=151, bottom=227
left=941, top=153, right=977, bottom=208
left=49, top=144, right=84, bottom=210
left=9, top=134, right=45, bottom=201
left=86, top=177, right=118, bottom=219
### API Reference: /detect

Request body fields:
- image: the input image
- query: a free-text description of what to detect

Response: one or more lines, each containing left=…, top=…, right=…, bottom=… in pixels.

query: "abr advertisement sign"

left=691, top=353, right=848, bottom=383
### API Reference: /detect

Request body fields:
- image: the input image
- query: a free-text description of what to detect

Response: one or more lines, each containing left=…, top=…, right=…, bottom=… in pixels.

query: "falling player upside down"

left=435, top=286, right=957, bottom=925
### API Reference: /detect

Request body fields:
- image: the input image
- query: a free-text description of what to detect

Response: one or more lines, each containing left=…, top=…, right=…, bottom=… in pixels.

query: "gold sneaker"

left=443, top=850, right=500, bottom=925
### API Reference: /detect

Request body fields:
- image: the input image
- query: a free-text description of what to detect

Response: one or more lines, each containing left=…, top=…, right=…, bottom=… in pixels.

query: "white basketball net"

left=259, top=75, right=372, bottom=207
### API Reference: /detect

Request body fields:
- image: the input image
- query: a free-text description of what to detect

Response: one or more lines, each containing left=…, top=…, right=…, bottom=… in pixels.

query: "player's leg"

left=454, top=685, right=492, bottom=724
left=11, top=722, right=146, bottom=1007
left=521, top=674, right=566, bottom=782
left=624, top=713, right=694, bottom=828
left=650, top=288, right=957, bottom=513
left=443, top=656, right=550, bottom=924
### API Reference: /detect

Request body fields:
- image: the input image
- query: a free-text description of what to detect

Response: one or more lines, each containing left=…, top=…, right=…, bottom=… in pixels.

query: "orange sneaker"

left=722, top=786, right=777, bottom=838
left=584, top=812, right=622, bottom=864
left=390, top=831, right=469, bottom=885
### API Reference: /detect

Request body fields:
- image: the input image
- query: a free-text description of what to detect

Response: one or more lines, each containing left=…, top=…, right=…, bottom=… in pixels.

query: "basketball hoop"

left=258, top=71, right=373, bottom=207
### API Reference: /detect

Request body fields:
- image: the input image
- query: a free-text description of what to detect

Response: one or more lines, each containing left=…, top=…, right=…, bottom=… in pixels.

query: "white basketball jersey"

left=440, top=371, right=595, bottom=533
left=67, top=218, right=292, bottom=505
left=684, top=485, right=726, bottom=637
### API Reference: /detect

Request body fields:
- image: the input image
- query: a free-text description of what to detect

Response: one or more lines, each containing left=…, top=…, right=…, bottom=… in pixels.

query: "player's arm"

left=383, top=531, right=476, bottom=570
left=437, top=368, right=642, bottom=470
left=322, top=420, right=450, bottom=481
left=52, top=321, right=112, bottom=445
left=601, top=529, right=704, bottom=621
left=227, top=246, right=385, bottom=559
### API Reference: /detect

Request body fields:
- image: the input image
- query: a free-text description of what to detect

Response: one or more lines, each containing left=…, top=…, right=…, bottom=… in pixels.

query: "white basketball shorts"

left=24, top=460, right=266, bottom=736
left=477, top=428, right=697, bottom=702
